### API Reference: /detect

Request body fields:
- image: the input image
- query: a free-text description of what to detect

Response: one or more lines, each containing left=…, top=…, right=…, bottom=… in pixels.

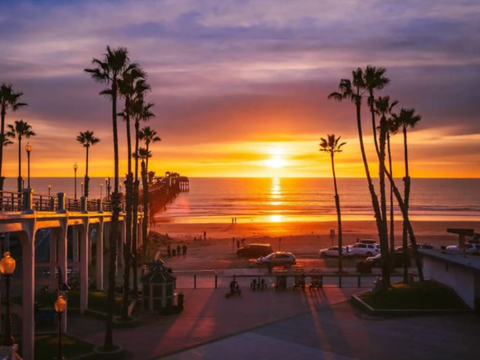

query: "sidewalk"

left=69, top=286, right=358, bottom=359
left=69, top=284, right=480, bottom=360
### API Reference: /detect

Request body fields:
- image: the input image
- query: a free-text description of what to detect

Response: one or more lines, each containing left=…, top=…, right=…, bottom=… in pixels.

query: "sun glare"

left=265, top=148, right=287, bottom=168
left=265, top=157, right=287, bottom=168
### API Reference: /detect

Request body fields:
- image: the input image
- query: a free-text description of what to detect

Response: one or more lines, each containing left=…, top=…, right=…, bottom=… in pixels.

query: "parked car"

left=319, top=246, right=353, bottom=258
left=445, top=243, right=480, bottom=254
left=366, top=252, right=411, bottom=267
left=256, top=252, right=296, bottom=268
left=236, top=243, right=273, bottom=258
left=409, top=243, right=434, bottom=250
left=357, top=239, right=378, bottom=245
left=347, top=243, right=380, bottom=257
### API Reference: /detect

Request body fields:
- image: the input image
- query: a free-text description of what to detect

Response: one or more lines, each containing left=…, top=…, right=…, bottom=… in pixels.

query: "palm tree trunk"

left=355, top=98, right=390, bottom=290
left=384, top=168, right=424, bottom=281
left=0, top=107, right=6, bottom=192
left=122, top=119, right=133, bottom=320
left=123, top=104, right=133, bottom=320
left=85, top=146, right=89, bottom=197
left=105, top=81, right=119, bottom=351
left=331, top=153, right=342, bottom=274
left=132, top=119, right=140, bottom=296
left=402, top=127, right=411, bottom=283
left=141, top=160, right=149, bottom=262
left=17, top=136, right=22, bottom=194
left=379, top=118, right=391, bottom=288
left=368, top=91, right=380, bottom=156
left=387, top=134, right=395, bottom=253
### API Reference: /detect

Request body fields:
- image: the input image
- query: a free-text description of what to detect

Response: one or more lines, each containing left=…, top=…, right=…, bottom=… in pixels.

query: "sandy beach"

left=151, top=219, right=478, bottom=244
left=146, top=220, right=479, bottom=271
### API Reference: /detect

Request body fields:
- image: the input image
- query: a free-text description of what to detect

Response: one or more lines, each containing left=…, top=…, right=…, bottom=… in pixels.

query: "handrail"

left=0, top=190, right=139, bottom=214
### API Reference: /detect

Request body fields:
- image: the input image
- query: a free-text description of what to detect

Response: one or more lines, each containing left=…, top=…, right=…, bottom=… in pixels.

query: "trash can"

left=178, top=292, right=184, bottom=311
left=408, top=272, right=415, bottom=284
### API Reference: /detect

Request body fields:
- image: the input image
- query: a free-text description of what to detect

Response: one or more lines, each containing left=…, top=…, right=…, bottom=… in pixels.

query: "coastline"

left=150, top=219, right=479, bottom=244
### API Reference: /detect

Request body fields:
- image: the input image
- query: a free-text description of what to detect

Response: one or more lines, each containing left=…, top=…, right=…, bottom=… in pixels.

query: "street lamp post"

left=105, top=178, right=108, bottom=201
left=73, top=163, right=78, bottom=199
left=54, top=295, right=67, bottom=360
left=0, top=252, right=16, bottom=346
left=25, top=143, right=32, bottom=188
left=81, top=182, right=84, bottom=196
left=100, top=183, right=103, bottom=200
left=48, top=184, right=51, bottom=197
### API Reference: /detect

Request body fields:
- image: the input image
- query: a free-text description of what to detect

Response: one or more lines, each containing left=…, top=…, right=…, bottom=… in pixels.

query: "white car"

left=319, top=246, right=353, bottom=258
left=347, top=243, right=380, bottom=257
left=256, top=252, right=296, bottom=268
left=445, top=243, right=480, bottom=254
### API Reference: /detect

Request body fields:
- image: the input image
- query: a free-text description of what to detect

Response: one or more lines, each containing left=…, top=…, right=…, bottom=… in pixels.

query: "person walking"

left=167, top=244, right=171, bottom=257
left=182, top=244, right=187, bottom=256
left=177, top=244, right=181, bottom=256
left=203, top=231, right=206, bottom=241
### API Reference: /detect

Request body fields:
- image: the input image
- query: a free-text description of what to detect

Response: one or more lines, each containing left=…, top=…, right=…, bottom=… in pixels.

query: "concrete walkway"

left=69, top=286, right=480, bottom=360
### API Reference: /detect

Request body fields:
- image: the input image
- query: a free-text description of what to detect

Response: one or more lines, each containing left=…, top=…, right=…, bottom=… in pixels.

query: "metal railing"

left=173, top=272, right=418, bottom=290
left=0, top=190, right=132, bottom=214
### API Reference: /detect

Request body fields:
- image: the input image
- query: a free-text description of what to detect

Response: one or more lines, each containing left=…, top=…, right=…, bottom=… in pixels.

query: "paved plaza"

left=69, top=285, right=480, bottom=360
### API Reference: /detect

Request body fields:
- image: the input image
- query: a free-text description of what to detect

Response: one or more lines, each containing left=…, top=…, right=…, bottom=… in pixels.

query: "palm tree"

left=130, top=99, right=154, bottom=297
left=375, top=96, right=398, bottom=255
left=393, top=108, right=422, bottom=282
left=76, top=131, right=100, bottom=198
left=319, top=134, right=346, bottom=274
left=0, top=84, right=27, bottom=191
left=364, top=66, right=390, bottom=156
left=138, top=126, right=161, bottom=172
left=138, top=126, right=159, bottom=262
left=6, top=120, right=36, bottom=193
left=328, top=69, right=390, bottom=290
left=85, top=45, right=138, bottom=350
left=118, top=68, right=147, bottom=320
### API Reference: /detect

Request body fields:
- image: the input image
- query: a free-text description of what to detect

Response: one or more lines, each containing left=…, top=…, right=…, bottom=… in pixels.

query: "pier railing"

left=0, top=189, right=125, bottom=214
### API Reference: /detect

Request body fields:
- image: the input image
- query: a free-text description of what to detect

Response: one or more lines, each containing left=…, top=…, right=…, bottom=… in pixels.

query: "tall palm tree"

left=393, top=108, right=422, bottom=282
left=0, top=84, right=27, bottom=191
left=76, top=131, right=100, bottom=198
left=364, top=66, right=389, bottom=156
left=6, top=120, right=36, bottom=194
left=138, top=126, right=159, bottom=262
left=118, top=68, right=147, bottom=319
left=138, top=126, right=161, bottom=172
left=139, top=147, right=152, bottom=263
left=328, top=69, right=390, bottom=290
left=375, top=96, right=398, bottom=255
left=319, top=134, right=346, bottom=274
left=130, top=99, right=154, bottom=297
left=85, top=45, right=138, bottom=350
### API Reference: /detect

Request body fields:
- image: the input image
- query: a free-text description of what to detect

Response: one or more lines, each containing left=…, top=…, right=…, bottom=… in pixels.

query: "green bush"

left=361, top=280, right=468, bottom=309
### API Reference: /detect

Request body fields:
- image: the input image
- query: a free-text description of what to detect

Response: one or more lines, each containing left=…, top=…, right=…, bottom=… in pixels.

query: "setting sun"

left=265, top=157, right=287, bottom=168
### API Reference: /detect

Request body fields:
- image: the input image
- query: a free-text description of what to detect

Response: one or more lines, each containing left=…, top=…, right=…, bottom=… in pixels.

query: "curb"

left=351, top=293, right=473, bottom=316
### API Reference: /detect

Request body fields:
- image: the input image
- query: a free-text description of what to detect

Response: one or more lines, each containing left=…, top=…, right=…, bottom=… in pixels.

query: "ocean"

left=3, top=177, right=479, bottom=224
left=158, top=178, right=480, bottom=224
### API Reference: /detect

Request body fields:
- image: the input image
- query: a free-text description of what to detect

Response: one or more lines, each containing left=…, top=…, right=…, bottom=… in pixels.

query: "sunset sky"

left=0, top=0, right=479, bottom=178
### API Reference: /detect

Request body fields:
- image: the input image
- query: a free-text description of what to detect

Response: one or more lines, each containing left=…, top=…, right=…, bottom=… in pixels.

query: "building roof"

left=420, top=249, right=480, bottom=273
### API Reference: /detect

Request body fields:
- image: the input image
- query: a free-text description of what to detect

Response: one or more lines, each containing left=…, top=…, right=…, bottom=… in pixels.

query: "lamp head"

left=54, top=295, right=67, bottom=313
left=73, top=162, right=78, bottom=171
left=0, top=252, right=16, bottom=276
left=25, top=143, right=32, bottom=153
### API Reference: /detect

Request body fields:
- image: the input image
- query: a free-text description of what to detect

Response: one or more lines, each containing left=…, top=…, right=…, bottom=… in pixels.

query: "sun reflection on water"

left=269, top=178, right=283, bottom=222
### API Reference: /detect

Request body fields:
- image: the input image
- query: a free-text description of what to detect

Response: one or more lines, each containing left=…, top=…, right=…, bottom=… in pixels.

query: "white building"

left=421, top=249, right=480, bottom=309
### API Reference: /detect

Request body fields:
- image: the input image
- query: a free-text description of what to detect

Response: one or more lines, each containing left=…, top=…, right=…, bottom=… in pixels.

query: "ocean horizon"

left=2, top=177, right=479, bottom=224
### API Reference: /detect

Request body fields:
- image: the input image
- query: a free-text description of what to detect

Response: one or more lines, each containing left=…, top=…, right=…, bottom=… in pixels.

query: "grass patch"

left=360, top=280, right=468, bottom=310
left=1, top=334, right=94, bottom=360
left=14, top=290, right=123, bottom=315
